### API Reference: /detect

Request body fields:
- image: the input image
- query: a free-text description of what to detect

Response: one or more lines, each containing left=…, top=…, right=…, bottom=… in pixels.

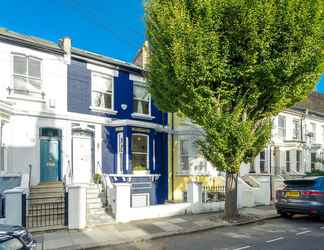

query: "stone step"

left=29, top=192, right=65, bottom=199
left=87, top=197, right=102, bottom=204
left=30, top=187, right=65, bottom=194
left=87, top=207, right=107, bottom=215
left=32, top=182, right=64, bottom=189
left=88, top=202, right=104, bottom=209
left=86, top=188, right=101, bottom=195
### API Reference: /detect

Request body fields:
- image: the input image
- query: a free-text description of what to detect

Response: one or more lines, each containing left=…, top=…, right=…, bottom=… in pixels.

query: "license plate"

left=286, top=191, right=300, bottom=198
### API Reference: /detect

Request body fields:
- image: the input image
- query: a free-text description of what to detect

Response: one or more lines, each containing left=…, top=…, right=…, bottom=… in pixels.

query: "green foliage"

left=93, top=173, right=102, bottom=184
left=305, top=170, right=324, bottom=176
left=145, top=0, right=324, bottom=174
left=133, top=164, right=147, bottom=171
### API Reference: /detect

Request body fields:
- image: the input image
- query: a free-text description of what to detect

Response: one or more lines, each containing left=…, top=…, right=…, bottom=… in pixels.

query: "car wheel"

left=320, top=215, right=324, bottom=222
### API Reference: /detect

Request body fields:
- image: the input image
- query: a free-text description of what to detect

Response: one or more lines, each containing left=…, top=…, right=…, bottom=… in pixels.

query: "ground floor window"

left=286, top=151, right=290, bottom=172
left=179, top=139, right=190, bottom=171
left=132, top=134, right=149, bottom=172
left=259, top=151, right=266, bottom=173
left=311, top=152, right=316, bottom=171
left=0, top=121, right=3, bottom=171
left=296, top=150, right=301, bottom=172
left=117, top=133, right=124, bottom=174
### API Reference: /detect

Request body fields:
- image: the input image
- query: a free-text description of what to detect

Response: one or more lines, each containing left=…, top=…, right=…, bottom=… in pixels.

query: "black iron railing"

left=22, top=192, right=68, bottom=229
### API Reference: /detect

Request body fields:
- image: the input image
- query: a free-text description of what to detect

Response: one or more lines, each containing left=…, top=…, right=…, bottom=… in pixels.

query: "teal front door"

left=40, top=138, right=60, bottom=182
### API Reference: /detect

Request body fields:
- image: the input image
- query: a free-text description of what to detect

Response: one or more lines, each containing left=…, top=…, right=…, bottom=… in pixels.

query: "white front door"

left=72, top=134, right=93, bottom=184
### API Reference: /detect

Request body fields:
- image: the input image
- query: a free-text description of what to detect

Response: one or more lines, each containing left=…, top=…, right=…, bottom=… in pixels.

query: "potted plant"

left=133, top=164, right=149, bottom=175
left=93, top=173, right=102, bottom=184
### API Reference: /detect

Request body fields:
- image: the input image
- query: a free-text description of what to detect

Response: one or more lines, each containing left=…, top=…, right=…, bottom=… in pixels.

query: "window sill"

left=90, top=106, right=118, bottom=115
left=131, top=113, right=155, bottom=120
left=7, top=95, right=45, bottom=103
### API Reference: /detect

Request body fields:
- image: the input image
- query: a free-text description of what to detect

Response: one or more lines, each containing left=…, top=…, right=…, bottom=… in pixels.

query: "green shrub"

left=305, top=170, right=324, bottom=176
left=93, top=173, right=102, bottom=184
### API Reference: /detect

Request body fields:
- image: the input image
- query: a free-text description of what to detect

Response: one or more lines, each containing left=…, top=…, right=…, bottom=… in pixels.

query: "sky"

left=1, top=0, right=323, bottom=91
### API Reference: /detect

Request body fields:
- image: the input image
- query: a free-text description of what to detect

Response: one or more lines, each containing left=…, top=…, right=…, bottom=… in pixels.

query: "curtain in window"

left=133, top=85, right=149, bottom=114
left=132, top=134, right=148, bottom=171
left=92, top=74, right=113, bottom=109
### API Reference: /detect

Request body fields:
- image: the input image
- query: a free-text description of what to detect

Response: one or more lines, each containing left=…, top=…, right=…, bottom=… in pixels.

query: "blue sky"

left=1, top=0, right=323, bottom=91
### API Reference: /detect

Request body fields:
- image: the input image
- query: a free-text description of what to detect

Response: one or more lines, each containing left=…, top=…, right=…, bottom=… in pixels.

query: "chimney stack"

left=59, top=37, right=71, bottom=64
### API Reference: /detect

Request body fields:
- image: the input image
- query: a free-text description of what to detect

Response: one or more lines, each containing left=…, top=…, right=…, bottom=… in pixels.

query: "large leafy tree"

left=145, top=0, right=323, bottom=220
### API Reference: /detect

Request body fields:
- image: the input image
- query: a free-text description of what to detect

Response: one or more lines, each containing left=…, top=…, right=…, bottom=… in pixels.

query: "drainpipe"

left=171, top=113, right=175, bottom=201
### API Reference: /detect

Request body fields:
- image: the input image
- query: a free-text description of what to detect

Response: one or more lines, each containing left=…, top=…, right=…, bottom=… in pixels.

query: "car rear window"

left=284, top=179, right=317, bottom=188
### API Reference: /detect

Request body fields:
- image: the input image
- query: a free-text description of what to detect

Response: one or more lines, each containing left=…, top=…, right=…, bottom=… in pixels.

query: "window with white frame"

left=179, top=139, right=190, bottom=171
left=311, top=152, right=316, bottom=171
left=310, top=123, right=316, bottom=144
left=292, top=119, right=301, bottom=140
left=278, top=116, right=286, bottom=138
left=117, top=133, right=124, bottom=174
left=286, top=150, right=290, bottom=172
left=0, top=122, right=3, bottom=171
left=322, top=125, right=324, bottom=144
left=133, top=82, right=150, bottom=115
left=12, top=54, right=42, bottom=96
left=259, top=151, right=266, bottom=173
left=296, top=150, right=301, bottom=172
left=132, top=134, right=149, bottom=171
left=91, top=72, right=113, bottom=110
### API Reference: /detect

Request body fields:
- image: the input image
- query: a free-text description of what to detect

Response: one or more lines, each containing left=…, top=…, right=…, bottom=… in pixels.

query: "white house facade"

left=240, top=92, right=324, bottom=177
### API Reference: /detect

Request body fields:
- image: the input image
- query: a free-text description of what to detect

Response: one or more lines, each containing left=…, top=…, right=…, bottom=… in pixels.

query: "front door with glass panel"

left=40, top=138, right=60, bottom=182
left=72, top=131, right=94, bottom=184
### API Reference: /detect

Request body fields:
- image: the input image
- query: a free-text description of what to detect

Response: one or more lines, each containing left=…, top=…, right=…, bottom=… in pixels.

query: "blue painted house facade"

left=67, top=51, right=168, bottom=205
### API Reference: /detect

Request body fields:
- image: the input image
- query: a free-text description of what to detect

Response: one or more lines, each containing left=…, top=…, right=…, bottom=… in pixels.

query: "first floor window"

left=13, top=54, right=42, bottom=96
left=310, top=123, right=316, bottom=144
left=132, top=134, right=149, bottom=171
left=311, top=152, right=316, bottom=171
left=133, top=83, right=150, bottom=115
left=296, top=150, right=301, bottom=172
left=259, top=151, right=266, bottom=173
left=179, top=139, right=190, bottom=171
left=117, top=133, right=124, bottom=174
left=0, top=122, right=3, bottom=171
left=278, top=116, right=286, bottom=138
left=286, top=151, right=290, bottom=172
left=292, top=120, right=301, bottom=140
left=91, top=72, right=113, bottom=110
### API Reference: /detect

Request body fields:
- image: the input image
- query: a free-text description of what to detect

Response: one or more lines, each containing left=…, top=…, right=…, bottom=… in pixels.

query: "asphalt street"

left=101, top=216, right=324, bottom=250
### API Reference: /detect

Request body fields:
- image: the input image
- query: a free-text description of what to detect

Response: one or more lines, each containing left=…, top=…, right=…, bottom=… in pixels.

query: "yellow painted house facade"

left=168, top=113, right=225, bottom=202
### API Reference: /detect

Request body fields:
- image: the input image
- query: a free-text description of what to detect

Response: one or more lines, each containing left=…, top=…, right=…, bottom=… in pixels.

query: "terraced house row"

left=0, top=29, right=323, bottom=231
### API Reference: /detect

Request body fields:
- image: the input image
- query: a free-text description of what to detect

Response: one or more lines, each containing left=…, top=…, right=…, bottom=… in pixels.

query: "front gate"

left=22, top=192, right=68, bottom=230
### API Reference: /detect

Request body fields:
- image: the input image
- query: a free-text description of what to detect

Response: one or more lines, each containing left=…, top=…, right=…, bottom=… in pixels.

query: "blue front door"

left=40, top=139, right=60, bottom=182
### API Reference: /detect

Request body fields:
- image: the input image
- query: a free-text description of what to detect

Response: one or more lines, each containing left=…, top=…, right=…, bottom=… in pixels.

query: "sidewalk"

left=33, top=205, right=279, bottom=250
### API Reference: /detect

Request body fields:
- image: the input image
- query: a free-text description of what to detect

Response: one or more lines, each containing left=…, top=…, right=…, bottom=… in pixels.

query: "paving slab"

left=33, top=205, right=279, bottom=250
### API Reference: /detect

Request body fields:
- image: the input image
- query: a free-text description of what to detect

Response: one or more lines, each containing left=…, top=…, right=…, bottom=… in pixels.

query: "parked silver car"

left=275, top=176, right=324, bottom=220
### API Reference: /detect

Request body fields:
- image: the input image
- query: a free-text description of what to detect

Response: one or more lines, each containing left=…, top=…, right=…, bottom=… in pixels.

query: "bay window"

left=117, top=133, right=124, bottom=174
left=91, top=73, right=113, bottom=110
left=132, top=134, right=149, bottom=171
left=12, top=54, right=42, bottom=97
left=133, top=82, right=150, bottom=115
left=292, top=119, right=301, bottom=140
left=296, top=150, right=301, bottom=172
left=286, top=150, right=290, bottom=172
left=278, top=116, right=286, bottom=138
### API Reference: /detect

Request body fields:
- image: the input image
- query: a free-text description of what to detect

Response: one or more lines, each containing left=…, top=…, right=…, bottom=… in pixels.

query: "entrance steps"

left=86, top=184, right=114, bottom=226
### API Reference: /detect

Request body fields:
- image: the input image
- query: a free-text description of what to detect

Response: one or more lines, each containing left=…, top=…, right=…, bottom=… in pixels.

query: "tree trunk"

left=224, top=172, right=239, bottom=221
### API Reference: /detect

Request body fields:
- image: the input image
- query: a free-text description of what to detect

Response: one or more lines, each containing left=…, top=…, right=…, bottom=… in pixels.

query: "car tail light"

left=302, top=191, right=324, bottom=196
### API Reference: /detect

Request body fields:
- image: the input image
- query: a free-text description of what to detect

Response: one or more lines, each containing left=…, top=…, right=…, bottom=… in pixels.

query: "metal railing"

left=202, top=185, right=225, bottom=203
left=22, top=192, right=68, bottom=229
